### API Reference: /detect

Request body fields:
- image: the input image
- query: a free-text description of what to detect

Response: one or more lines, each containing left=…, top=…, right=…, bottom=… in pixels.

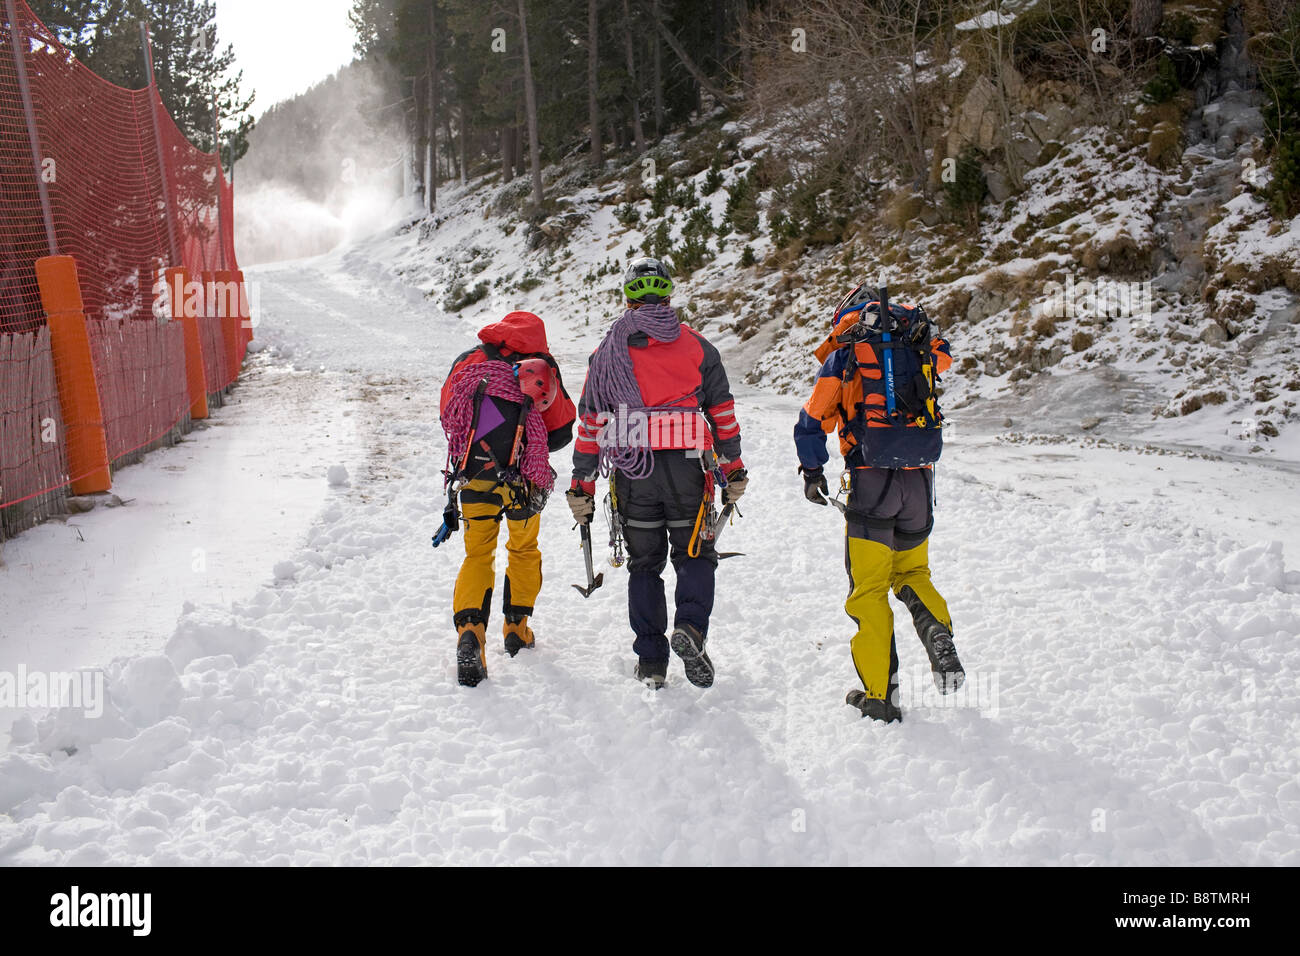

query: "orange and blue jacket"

left=794, top=309, right=951, bottom=471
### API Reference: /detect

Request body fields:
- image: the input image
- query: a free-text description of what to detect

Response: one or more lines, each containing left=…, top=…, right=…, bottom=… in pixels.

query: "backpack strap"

left=507, top=396, right=533, bottom=468
left=457, top=378, right=490, bottom=474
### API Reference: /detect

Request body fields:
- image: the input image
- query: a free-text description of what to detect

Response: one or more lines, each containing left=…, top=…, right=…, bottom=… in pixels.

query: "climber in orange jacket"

left=794, top=283, right=964, bottom=723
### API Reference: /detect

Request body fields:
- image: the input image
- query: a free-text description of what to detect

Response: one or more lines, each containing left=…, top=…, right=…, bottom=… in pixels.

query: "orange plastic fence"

left=0, top=0, right=246, bottom=518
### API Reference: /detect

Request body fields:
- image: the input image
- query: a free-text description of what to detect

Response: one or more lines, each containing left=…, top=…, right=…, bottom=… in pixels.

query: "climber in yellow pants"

left=795, top=280, right=963, bottom=722
left=836, top=467, right=963, bottom=722
left=439, top=310, right=575, bottom=687
left=845, top=528, right=954, bottom=699
left=453, top=479, right=543, bottom=667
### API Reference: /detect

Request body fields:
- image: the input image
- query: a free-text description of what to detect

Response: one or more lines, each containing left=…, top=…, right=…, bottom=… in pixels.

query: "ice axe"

left=572, top=523, right=604, bottom=597
left=710, top=502, right=745, bottom=559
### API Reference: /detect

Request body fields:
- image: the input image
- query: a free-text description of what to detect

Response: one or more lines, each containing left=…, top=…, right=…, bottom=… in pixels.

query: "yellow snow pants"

left=845, top=538, right=953, bottom=697
left=452, top=479, right=542, bottom=630
left=844, top=467, right=952, bottom=698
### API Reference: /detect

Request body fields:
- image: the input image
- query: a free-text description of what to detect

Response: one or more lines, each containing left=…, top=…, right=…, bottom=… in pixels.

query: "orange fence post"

left=236, top=269, right=253, bottom=346
left=214, top=269, right=241, bottom=385
left=168, top=266, right=209, bottom=420
left=35, top=255, right=111, bottom=495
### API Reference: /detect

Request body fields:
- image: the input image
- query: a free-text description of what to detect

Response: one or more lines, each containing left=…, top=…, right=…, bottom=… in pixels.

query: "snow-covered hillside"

left=303, top=84, right=1299, bottom=468
left=1, top=238, right=1297, bottom=865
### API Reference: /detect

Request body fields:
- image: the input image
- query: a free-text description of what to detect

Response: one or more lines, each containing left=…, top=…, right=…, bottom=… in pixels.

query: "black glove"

left=441, top=498, right=460, bottom=533
left=800, top=465, right=828, bottom=506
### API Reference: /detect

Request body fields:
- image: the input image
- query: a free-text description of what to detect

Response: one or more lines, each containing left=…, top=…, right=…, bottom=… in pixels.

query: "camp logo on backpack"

left=813, top=288, right=944, bottom=469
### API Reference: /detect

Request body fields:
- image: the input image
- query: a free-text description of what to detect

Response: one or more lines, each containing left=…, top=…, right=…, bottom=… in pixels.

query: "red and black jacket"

left=440, top=311, right=577, bottom=455
left=571, top=322, right=743, bottom=484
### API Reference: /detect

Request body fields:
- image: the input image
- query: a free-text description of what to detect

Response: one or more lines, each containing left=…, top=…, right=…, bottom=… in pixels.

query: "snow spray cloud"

left=234, top=179, right=413, bottom=265
left=233, top=59, right=411, bottom=265
left=0, top=666, right=105, bottom=719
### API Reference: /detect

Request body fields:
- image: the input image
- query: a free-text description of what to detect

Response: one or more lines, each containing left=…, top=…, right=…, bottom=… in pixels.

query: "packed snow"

left=1, top=219, right=1298, bottom=865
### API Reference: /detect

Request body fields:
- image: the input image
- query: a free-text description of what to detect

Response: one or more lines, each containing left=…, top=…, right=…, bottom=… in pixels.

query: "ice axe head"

left=572, top=572, right=604, bottom=598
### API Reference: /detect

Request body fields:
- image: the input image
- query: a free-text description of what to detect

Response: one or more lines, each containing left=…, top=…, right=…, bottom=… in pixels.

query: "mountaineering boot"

left=669, top=623, right=714, bottom=688
left=846, top=689, right=903, bottom=723
left=848, top=667, right=902, bottom=723
left=897, top=585, right=965, bottom=694
left=456, top=621, right=488, bottom=687
left=634, top=658, right=668, bottom=690
left=503, top=615, right=535, bottom=657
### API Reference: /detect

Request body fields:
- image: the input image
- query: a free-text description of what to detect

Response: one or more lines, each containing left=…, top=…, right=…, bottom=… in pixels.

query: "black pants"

left=844, top=467, right=934, bottom=549
left=615, top=451, right=717, bottom=663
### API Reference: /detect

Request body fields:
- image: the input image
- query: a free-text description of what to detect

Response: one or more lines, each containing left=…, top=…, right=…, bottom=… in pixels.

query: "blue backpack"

left=832, top=288, right=943, bottom=468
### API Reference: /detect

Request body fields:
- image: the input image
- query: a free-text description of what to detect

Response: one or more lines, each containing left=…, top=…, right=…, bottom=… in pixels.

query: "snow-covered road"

left=1, top=252, right=1297, bottom=865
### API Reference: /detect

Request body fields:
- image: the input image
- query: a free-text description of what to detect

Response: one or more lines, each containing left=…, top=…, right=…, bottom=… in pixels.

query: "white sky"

left=214, top=0, right=358, bottom=118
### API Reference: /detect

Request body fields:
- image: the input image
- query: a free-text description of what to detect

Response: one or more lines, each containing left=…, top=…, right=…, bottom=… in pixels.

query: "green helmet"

left=622, top=257, right=674, bottom=303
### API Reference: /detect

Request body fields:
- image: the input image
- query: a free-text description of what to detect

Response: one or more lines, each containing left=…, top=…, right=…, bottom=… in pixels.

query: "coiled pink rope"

left=441, top=360, right=554, bottom=490
left=585, top=303, right=683, bottom=480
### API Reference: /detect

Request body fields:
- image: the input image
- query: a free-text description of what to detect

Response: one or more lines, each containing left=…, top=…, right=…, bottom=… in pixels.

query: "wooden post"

left=7, top=0, right=57, bottom=256
left=168, top=267, right=209, bottom=419
left=35, top=256, right=111, bottom=494
left=141, top=22, right=181, bottom=267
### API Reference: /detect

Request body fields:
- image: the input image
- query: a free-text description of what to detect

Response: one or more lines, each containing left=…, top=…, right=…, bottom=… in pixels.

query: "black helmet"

left=623, top=257, right=674, bottom=303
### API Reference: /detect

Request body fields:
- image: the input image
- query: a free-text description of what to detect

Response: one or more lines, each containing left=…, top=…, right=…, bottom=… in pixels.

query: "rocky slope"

left=335, top=0, right=1300, bottom=461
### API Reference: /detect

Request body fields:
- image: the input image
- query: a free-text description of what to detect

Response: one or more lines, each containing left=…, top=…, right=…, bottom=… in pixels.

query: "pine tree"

left=588, top=0, right=600, bottom=168
left=517, top=0, right=543, bottom=207
left=1130, top=0, right=1163, bottom=38
left=345, top=0, right=744, bottom=214
left=25, top=0, right=255, bottom=166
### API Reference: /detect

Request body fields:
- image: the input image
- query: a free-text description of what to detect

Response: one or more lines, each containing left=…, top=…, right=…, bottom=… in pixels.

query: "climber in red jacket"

left=566, top=259, right=747, bottom=691
left=439, top=311, right=576, bottom=687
